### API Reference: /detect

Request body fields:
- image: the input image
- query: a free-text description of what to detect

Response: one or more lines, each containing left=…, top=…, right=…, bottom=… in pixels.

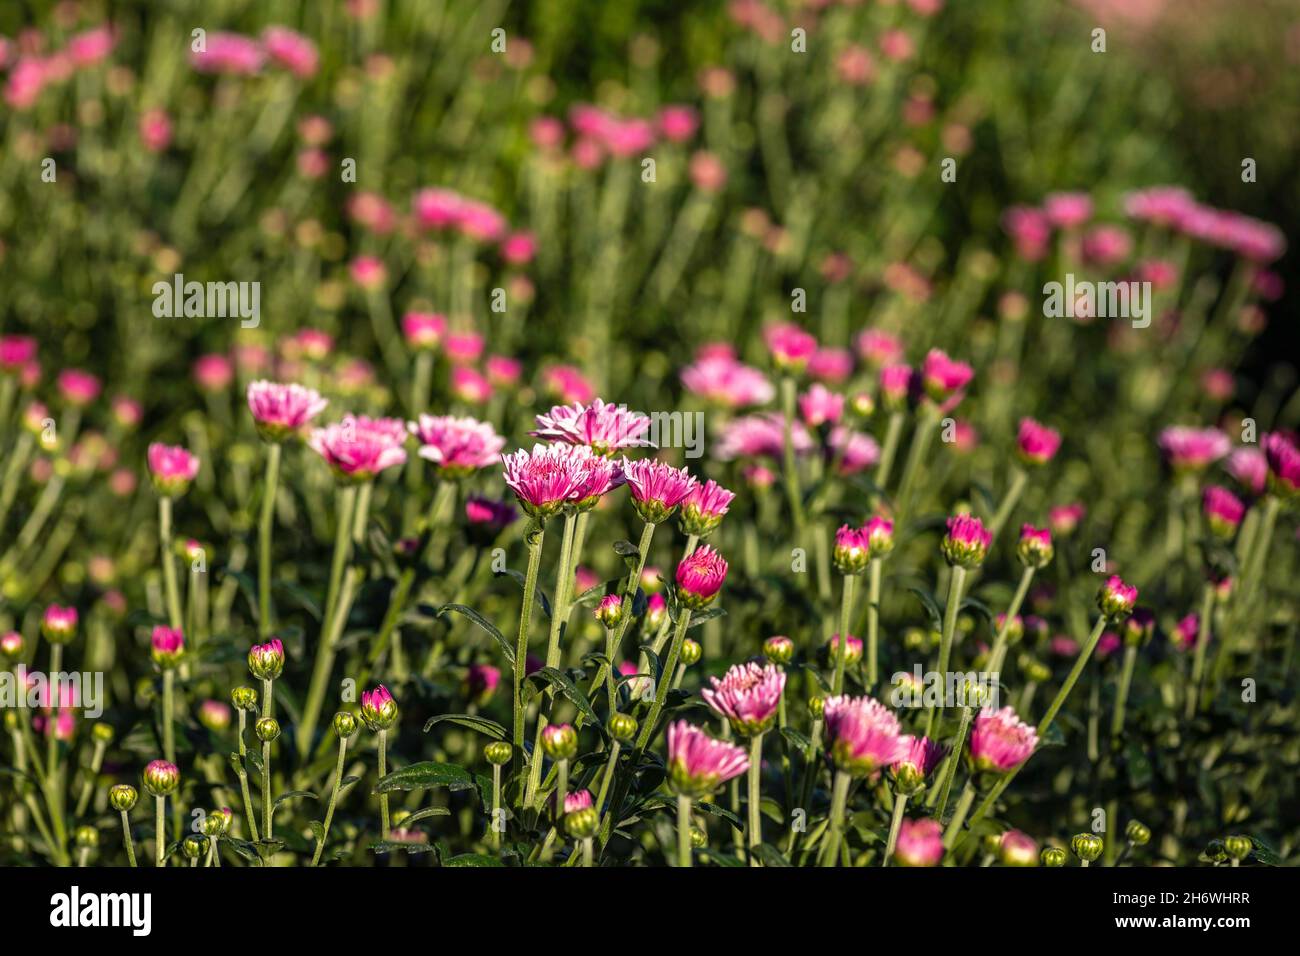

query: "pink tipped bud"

left=147, top=443, right=200, bottom=496
left=763, top=635, right=795, bottom=665
left=941, top=513, right=991, bottom=568
left=970, top=706, right=1038, bottom=773
left=1098, top=575, right=1138, bottom=619
left=1264, top=432, right=1300, bottom=499
left=540, top=722, right=578, bottom=760
left=666, top=721, right=749, bottom=798
left=360, top=685, right=399, bottom=731
left=41, top=604, right=78, bottom=644
left=142, top=759, right=180, bottom=797
left=1016, top=418, right=1061, bottom=466
left=595, top=594, right=626, bottom=630
left=679, top=479, right=735, bottom=538
left=894, top=818, right=944, bottom=867
left=675, top=544, right=728, bottom=610
left=865, top=516, right=894, bottom=556
left=150, top=626, right=185, bottom=670
left=247, top=639, right=285, bottom=681
left=1016, top=524, right=1054, bottom=569
left=832, top=525, right=871, bottom=575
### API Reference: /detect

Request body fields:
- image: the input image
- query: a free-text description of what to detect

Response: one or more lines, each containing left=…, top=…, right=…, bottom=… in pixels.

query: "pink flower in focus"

left=308, top=416, right=408, bottom=483
left=970, top=706, right=1038, bottom=773
left=501, top=443, right=592, bottom=519
left=822, top=695, right=906, bottom=776
left=941, top=513, right=991, bottom=568
left=247, top=381, right=328, bottom=442
left=1098, top=575, right=1139, bottom=618
left=892, top=735, right=946, bottom=783
left=409, top=415, right=505, bottom=476
left=702, top=662, right=786, bottom=735
left=533, top=399, right=653, bottom=455
left=621, top=458, right=698, bottom=523
left=675, top=544, right=728, bottom=609
left=679, top=479, right=735, bottom=538
left=150, top=626, right=185, bottom=669
left=147, top=443, right=200, bottom=496
left=666, top=721, right=749, bottom=798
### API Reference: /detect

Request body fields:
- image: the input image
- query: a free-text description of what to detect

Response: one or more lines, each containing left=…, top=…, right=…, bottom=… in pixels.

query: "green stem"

left=987, top=566, right=1035, bottom=674
left=635, top=609, right=693, bottom=752
left=925, top=566, right=967, bottom=738
left=874, top=411, right=905, bottom=492
left=780, top=376, right=806, bottom=533
left=987, top=466, right=1028, bottom=545
left=1112, top=645, right=1138, bottom=738
left=155, top=796, right=166, bottom=867
left=121, top=810, right=137, bottom=867
left=162, top=671, right=175, bottom=764
left=819, top=771, right=851, bottom=866
left=311, top=737, right=349, bottom=866
left=257, top=443, right=282, bottom=638
left=262, top=739, right=272, bottom=840
left=512, top=525, right=547, bottom=779
left=941, top=781, right=976, bottom=848
left=491, top=764, right=503, bottom=850
left=677, top=794, right=693, bottom=868
left=158, top=497, right=183, bottom=631
left=377, top=729, right=390, bottom=839
left=894, top=407, right=940, bottom=521
left=935, top=706, right=973, bottom=819
left=832, top=574, right=857, bottom=695
left=747, top=733, right=764, bottom=863
left=866, top=559, right=882, bottom=689
left=882, top=792, right=907, bottom=866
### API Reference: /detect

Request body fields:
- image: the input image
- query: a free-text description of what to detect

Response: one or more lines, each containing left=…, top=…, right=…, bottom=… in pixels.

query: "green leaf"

left=528, top=666, right=600, bottom=725
left=687, top=607, right=727, bottom=629
left=496, top=569, right=552, bottom=619
left=780, top=727, right=812, bottom=757
left=753, top=843, right=792, bottom=866
left=697, top=801, right=744, bottom=831
left=374, top=761, right=475, bottom=795
left=371, top=840, right=437, bottom=856
left=273, top=581, right=322, bottom=621
left=696, top=848, right=745, bottom=867
left=907, top=585, right=944, bottom=631
left=273, top=790, right=318, bottom=810
left=402, top=806, right=452, bottom=825
left=612, top=540, right=640, bottom=556
left=423, top=713, right=508, bottom=740
left=438, top=604, right=514, bottom=665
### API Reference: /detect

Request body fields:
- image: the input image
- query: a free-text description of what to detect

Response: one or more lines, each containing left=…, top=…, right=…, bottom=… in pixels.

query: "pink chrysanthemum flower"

left=799, top=383, right=844, bottom=428
left=941, top=513, right=991, bottom=568
left=714, top=413, right=814, bottom=460
left=0, top=335, right=37, bottom=372
left=808, top=347, right=853, bottom=384
left=564, top=789, right=594, bottom=814
left=827, top=633, right=863, bottom=666
left=679, top=479, right=735, bottom=538
left=150, top=626, right=184, bottom=669
left=309, top=416, right=408, bottom=484
left=1171, top=613, right=1200, bottom=652
left=1000, top=829, right=1039, bottom=866
left=680, top=353, right=775, bottom=408
left=666, top=721, right=749, bottom=798
left=1098, top=575, right=1138, bottom=619
left=595, top=593, right=626, bottom=630
left=450, top=366, right=492, bottom=405
left=879, top=364, right=913, bottom=411
left=833, top=525, right=871, bottom=575
left=855, top=329, right=904, bottom=367
left=1202, top=485, right=1245, bottom=537
left=501, top=443, right=592, bottom=519
left=262, top=26, right=318, bottom=78
left=920, top=348, right=973, bottom=403
left=621, top=458, right=697, bottom=524
left=58, top=368, right=102, bottom=406
left=1158, top=426, right=1230, bottom=472
left=147, top=443, right=200, bottom=496
left=1048, top=502, right=1086, bottom=536
left=532, top=398, right=654, bottom=455
left=702, top=662, right=786, bottom=736
left=485, top=355, right=522, bottom=388
left=1225, top=448, right=1267, bottom=497
left=1017, top=524, right=1054, bottom=569
left=190, top=32, right=264, bottom=74
left=1016, top=417, right=1061, bottom=466
left=969, top=706, right=1038, bottom=773
left=409, top=415, right=505, bottom=477
left=569, top=447, right=625, bottom=510
left=465, top=496, right=517, bottom=533
left=541, top=365, right=596, bottom=404
left=401, top=311, right=447, bottom=350
left=194, top=354, right=234, bottom=392
left=675, top=544, right=728, bottom=610
left=894, top=818, right=944, bottom=867
left=891, top=735, right=946, bottom=791
left=360, top=685, right=399, bottom=731
left=1264, top=432, right=1300, bottom=499
left=41, top=604, right=79, bottom=644
left=865, top=516, right=895, bottom=556
left=1043, top=191, right=1093, bottom=229
left=443, top=333, right=484, bottom=366
left=247, top=381, right=328, bottom=442
left=822, top=694, right=906, bottom=777
left=828, top=427, right=880, bottom=475
left=763, top=322, right=818, bottom=373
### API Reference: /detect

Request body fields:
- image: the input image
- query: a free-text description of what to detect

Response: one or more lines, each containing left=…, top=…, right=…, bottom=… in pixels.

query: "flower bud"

left=0, top=631, right=23, bottom=658
left=832, top=525, right=871, bottom=575
left=1125, top=820, right=1151, bottom=846
left=1016, top=525, right=1054, bottom=569
left=231, top=686, right=259, bottom=711
left=201, top=808, right=230, bottom=838
left=680, top=638, right=702, bottom=666
left=360, top=685, right=399, bottom=732
left=142, top=759, right=179, bottom=797
left=940, top=514, right=991, bottom=569
left=763, top=635, right=795, bottom=665
left=1041, top=846, right=1067, bottom=867
left=41, top=604, right=79, bottom=645
left=255, top=716, right=281, bottom=742
left=1070, top=833, right=1103, bottom=863
left=75, top=826, right=99, bottom=849
left=540, top=723, right=578, bottom=760
left=247, top=638, right=285, bottom=680
left=182, top=835, right=206, bottom=860
left=595, top=594, right=626, bottom=630
left=865, top=516, right=894, bottom=557
left=109, top=783, right=139, bottom=812
left=150, top=625, right=185, bottom=669
left=849, top=391, right=875, bottom=418
left=808, top=696, right=825, bottom=720
left=564, top=806, right=600, bottom=840
left=999, top=829, right=1039, bottom=866
left=1204, top=839, right=1227, bottom=864
left=690, top=827, right=708, bottom=849
left=198, top=700, right=232, bottom=732
left=484, top=741, right=513, bottom=766
left=1097, top=575, right=1138, bottom=620
left=333, top=711, right=359, bottom=739
left=608, top=712, right=638, bottom=743
left=92, top=723, right=115, bottom=744
left=1223, top=835, right=1252, bottom=862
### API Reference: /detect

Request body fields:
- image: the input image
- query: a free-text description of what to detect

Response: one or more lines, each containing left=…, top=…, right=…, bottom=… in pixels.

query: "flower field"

left=1, top=0, right=1297, bottom=874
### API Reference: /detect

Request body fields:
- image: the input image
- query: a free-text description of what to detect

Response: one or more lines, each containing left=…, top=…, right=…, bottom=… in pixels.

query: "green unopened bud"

left=3, top=711, right=18, bottom=732
left=540, top=723, right=578, bottom=760
left=892, top=763, right=926, bottom=797
left=1041, top=846, right=1067, bottom=867
left=763, top=635, right=795, bottom=665
left=231, top=686, right=258, bottom=711
left=808, top=696, right=825, bottom=719
left=903, top=627, right=928, bottom=651
left=181, top=835, right=206, bottom=860
left=690, top=827, right=707, bottom=849
left=1125, top=820, right=1151, bottom=846
left=485, top=741, right=513, bottom=766
left=109, top=784, right=138, bottom=812
left=982, top=833, right=1002, bottom=856
left=200, top=811, right=226, bottom=838
left=1223, top=835, right=1253, bottom=862
left=1204, top=839, right=1227, bottom=863
left=92, top=723, right=115, bottom=744
left=680, top=638, right=702, bottom=666
left=564, top=807, right=600, bottom=840
left=1070, top=833, right=1104, bottom=863
left=255, top=716, right=281, bottom=743
left=333, top=711, right=359, bottom=739
left=608, top=712, right=638, bottom=743
left=75, top=826, right=99, bottom=849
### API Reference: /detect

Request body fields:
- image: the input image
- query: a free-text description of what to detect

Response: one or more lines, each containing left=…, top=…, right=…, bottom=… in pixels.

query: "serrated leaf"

left=438, top=604, right=514, bottom=665
left=423, top=713, right=508, bottom=740
left=374, top=761, right=475, bottom=795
